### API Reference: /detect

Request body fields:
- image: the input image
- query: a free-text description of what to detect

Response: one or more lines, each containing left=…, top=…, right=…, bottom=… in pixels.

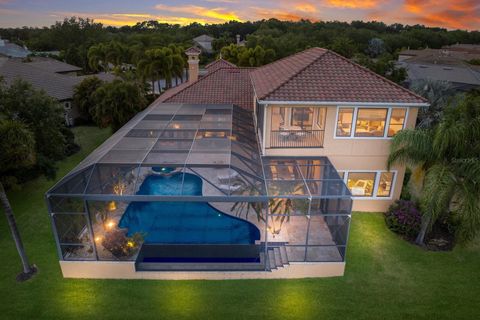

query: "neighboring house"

left=0, top=57, right=115, bottom=126
left=193, top=34, right=215, bottom=53
left=45, top=47, right=427, bottom=280
left=0, top=37, right=30, bottom=58
left=398, top=46, right=480, bottom=91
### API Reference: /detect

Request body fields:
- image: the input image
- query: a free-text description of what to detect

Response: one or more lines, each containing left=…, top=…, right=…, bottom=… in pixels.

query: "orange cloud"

left=403, top=0, right=480, bottom=30
left=154, top=4, right=242, bottom=22
left=325, top=0, right=380, bottom=9
left=294, top=3, right=317, bottom=13
left=251, top=5, right=320, bottom=22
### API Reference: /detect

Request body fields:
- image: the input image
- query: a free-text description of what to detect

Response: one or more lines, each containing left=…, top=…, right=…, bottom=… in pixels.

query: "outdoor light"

left=108, top=201, right=117, bottom=211
left=95, top=236, right=103, bottom=243
left=106, top=220, right=115, bottom=230
left=173, top=123, right=180, bottom=129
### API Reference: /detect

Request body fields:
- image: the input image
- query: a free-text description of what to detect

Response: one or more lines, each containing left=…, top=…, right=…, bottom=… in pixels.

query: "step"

left=268, top=250, right=277, bottom=270
left=273, top=247, right=283, bottom=268
left=279, top=246, right=289, bottom=265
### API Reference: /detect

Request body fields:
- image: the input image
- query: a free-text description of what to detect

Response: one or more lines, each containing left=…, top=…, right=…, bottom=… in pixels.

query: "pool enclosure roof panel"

left=48, top=103, right=350, bottom=201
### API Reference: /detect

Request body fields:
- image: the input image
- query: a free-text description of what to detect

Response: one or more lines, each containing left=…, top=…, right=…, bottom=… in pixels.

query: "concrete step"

left=279, top=246, right=289, bottom=265
left=273, top=247, right=283, bottom=268
left=268, top=250, right=277, bottom=270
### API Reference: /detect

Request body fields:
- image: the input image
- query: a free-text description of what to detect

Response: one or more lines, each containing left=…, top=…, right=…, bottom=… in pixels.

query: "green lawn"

left=1, top=126, right=479, bottom=320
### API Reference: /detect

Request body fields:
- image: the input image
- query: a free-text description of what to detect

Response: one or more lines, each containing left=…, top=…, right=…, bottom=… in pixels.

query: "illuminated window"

left=291, top=107, right=314, bottom=129
left=354, top=108, right=387, bottom=137
left=388, top=108, right=407, bottom=137
left=336, top=108, right=354, bottom=137
left=347, top=172, right=376, bottom=197
left=376, top=172, right=395, bottom=197
left=315, top=108, right=326, bottom=130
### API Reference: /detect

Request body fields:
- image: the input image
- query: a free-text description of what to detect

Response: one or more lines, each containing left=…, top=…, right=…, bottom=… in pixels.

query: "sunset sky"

left=0, top=0, right=479, bottom=30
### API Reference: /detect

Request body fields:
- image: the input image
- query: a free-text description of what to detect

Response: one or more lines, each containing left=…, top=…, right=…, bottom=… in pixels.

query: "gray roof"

left=400, top=61, right=480, bottom=86
left=193, top=34, right=214, bottom=42
left=27, top=58, right=82, bottom=73
left=0, top=59, right=116, bottom=101
left=0, top=39, right=30, bottom=58
left=193, top=34, right=214, bottom=53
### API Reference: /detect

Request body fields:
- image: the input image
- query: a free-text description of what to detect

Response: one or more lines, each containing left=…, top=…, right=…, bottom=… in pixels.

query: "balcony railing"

left=270, top=129, right=325, bottom=148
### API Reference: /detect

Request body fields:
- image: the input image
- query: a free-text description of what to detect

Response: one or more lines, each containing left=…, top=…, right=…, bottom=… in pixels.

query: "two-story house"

left=46, top=47, right=428, bottom=280
left=161, top=48, right=429, bottom=212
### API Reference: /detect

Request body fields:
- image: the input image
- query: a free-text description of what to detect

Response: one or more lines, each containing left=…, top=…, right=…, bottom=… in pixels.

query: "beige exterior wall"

left=59, top=261, right=345, bottom=279
left=263, top=104, right=419, bottom=212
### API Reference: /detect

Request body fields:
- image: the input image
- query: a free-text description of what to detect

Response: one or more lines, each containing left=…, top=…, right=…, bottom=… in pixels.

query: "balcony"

left=270, top=129, right=325, bottom=148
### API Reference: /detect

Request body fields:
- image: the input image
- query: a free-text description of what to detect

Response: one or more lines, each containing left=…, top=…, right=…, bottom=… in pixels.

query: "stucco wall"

left=59, top=261, right=345, bottom=279
left=263, top=104, right=419, bottom=212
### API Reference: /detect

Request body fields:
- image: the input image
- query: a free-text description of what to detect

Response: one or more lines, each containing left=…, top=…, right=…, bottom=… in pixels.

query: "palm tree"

left=388, top=92, right=480, bottom=245
left=0, top=120, right=37, bottom=281
left=88, top=43, right=109, bottom=72
left=409, top=79, right=456, bottom=129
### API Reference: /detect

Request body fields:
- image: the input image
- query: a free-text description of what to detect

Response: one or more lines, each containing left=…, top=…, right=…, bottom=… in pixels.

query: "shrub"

left=384, top=200, right=422, bottom=239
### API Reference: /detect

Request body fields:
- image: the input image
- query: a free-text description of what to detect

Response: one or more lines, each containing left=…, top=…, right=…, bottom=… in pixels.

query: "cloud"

left=154, top=4, right=242, bottom=23
left=324, top=0, right=380, bottom=9
left=403, top=0, right=480, bottom=30
left=294, top=3, right=317, bottom=13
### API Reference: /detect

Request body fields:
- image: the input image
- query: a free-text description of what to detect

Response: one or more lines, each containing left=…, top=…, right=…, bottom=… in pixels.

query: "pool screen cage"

left=46, top=103, right=352, bottom=268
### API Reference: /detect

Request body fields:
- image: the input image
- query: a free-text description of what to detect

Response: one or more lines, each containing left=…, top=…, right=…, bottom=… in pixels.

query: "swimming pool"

left=118, top=172, right=260, bottom=244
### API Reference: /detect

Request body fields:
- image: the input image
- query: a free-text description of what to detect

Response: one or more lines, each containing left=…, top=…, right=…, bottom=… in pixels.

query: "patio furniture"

left=218, top=170, right=240, bottom=183
left=218, top=183, right=244, bottom=193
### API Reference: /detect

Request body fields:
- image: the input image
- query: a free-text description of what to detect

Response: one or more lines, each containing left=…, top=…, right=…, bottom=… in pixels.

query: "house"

left=0, top=37, right=30, bottom=58
left=0, top=57, right=115, bottom=126
left=193, top=34, right=215, bottom=53
left=45, top=47, right=427, bottom=280
left=398, top=47, right=480, bottom=91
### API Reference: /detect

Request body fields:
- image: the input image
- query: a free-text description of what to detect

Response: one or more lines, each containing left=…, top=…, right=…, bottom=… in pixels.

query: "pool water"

left=118, top=173, right=260, bottom=244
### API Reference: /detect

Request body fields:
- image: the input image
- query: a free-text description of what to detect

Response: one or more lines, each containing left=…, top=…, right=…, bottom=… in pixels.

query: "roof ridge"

left=258, top=47, right=327, bottom=99
left=159, top=67, right=240, bottom=102
left=326, top=50, right=429, bottom=103
left=205, top=58, right=237, bottom=69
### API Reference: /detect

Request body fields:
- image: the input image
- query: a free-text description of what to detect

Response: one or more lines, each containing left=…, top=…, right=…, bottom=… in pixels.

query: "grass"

left=1, top=126, right=479, bottom=320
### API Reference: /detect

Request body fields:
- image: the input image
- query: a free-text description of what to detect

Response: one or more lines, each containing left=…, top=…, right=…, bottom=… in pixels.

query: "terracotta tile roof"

left=251, top=47, right=428, bottom=105
left=158, top=67, right=254, bottom=110
left=205, top=59, right=237, bottom=72
left=185, top=46, right=202, bottom=55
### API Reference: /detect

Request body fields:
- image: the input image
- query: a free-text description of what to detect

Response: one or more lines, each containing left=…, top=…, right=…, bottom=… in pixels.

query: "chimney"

left=236, top=34, right=241, bottom=45
left=185, top=46, right=201, bottom=82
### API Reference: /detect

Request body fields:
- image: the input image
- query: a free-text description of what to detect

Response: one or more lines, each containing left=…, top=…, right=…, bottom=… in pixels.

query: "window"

left=335, top=107, right=408, bottom=138
left=376, top=172, right=395, bottom=197
left=347, top=172, right=376, bottom=197
left=388, top=108, right=407, bottom=137
left=336, top=108, right=354, bottom=137
left=342, top=170, right=396, bottom=198
left=354, top=108, right=388, bottom=137
left=315, top=108, right=326, bottom=130
left=291, top=107, right=313, bottom=129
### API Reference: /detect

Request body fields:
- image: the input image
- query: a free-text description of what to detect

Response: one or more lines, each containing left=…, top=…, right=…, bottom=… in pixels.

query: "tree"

left=0, top=79, right=75, bottom=179
left=92, top=80, right=148, bottom=131
left=73, top=76, right=105, bottom=121
left=0, top=120, right=37, bottom=281
left=88, top=43, right=109, bottom=72
left=366, top=38, right=385, bottom=57
left=221, top=44, right=275, bottom=67
left=329, top=37, right=357, bottom=58
left=388, top=91, right=480, bottom=245
left=409, top=79, right=456, bottom=129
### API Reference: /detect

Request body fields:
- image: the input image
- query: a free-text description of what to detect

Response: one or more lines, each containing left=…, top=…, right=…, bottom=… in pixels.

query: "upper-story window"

left=335, top=107, right=407, bottom=139
left=336, top=108, right=354, bottom=137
